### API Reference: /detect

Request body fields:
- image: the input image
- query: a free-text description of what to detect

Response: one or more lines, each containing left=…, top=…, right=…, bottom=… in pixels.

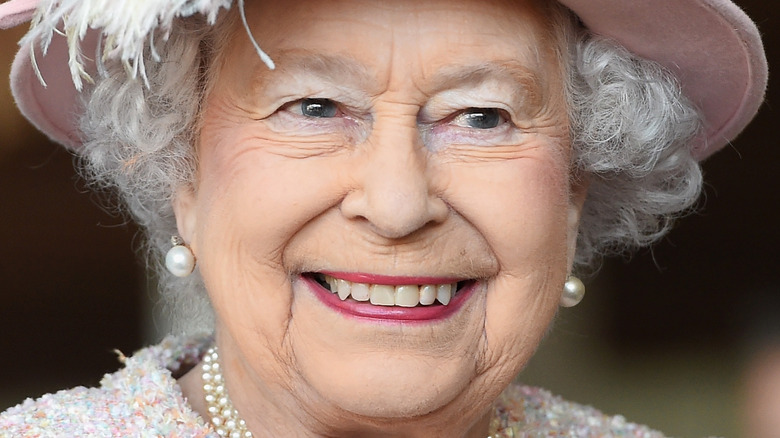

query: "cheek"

left=195, top=129, right=347, bottom=255
left=446, top=156, right=570, bottom=270
left=191, top=127, right=351, bottom=345
left=445, top=151, right=570, bottom=375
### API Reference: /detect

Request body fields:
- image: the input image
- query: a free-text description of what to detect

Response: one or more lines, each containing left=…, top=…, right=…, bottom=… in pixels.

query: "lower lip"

left=301, top=276, right=475, bottom=323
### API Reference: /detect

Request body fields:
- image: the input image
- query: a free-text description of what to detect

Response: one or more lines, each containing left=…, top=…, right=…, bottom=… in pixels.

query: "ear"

left=566, top=175, right=589, bottom=271
left=173, top=185, right=199, bottom=253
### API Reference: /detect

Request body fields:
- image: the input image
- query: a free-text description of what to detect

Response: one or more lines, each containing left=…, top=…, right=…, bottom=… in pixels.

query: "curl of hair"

left=565, top=31, right=703, bottom=267
left=79, top=14, right=234, bottom=333
left=78, top=9, right=702, bottom=334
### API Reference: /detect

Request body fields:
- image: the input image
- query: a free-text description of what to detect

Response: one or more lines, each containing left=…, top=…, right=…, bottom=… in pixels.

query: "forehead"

left=216, top=0, right=563, bottom=94
left=243, top=0, right=555, bottom=40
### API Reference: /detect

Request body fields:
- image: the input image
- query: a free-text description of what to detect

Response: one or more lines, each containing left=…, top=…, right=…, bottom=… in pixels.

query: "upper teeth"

left=323, top=275, right=457, bottom=307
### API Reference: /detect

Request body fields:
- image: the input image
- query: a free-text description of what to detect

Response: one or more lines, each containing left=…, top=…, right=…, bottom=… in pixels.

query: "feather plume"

left=19, top=0, right=274, bottom=90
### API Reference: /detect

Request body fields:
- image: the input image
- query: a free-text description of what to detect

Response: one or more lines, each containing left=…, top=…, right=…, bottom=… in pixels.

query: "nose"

left=340, top=119, right=449, bottom=239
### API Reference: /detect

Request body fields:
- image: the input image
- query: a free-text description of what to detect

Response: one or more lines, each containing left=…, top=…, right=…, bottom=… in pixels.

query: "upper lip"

left=318, top=271, right=467, bottom=285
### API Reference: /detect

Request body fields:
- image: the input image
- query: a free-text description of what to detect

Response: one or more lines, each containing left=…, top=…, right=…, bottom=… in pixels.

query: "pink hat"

left=0, top=0, right=767, bottom=160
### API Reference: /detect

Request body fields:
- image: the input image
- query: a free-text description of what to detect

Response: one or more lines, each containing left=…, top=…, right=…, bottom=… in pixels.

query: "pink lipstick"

left=302, top=273, right=475, bottom=323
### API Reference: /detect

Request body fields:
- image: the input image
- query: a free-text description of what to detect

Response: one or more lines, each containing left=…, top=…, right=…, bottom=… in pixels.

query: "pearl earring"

left=560, top=276, right=585, bottom=307
left=165, top=236, right=196, bottom=277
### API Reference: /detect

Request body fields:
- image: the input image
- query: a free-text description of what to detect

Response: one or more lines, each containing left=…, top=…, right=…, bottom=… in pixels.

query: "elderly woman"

left=0, top=0, right=767, bottom=436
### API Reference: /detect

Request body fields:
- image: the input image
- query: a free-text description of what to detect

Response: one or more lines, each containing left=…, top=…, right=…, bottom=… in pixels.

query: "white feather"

left=20, top=0, right=274, bottom=91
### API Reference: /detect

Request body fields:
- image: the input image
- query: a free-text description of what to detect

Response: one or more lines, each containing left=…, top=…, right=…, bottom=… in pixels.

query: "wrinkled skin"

left=176, top=0, right=587, bottom=436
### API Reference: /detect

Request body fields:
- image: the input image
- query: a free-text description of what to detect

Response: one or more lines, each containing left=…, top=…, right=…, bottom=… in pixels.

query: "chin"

left=284, top=274, right=491, bottom=419
left=311, top=353, right=475, bottom=418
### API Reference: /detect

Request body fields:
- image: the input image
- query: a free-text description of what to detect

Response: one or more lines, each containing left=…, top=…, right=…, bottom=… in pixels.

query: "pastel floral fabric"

left=1, top=336, right=665, bottom=437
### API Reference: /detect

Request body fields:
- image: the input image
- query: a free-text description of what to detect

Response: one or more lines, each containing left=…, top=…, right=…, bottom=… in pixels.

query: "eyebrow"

left=427, top=61, right=545, bottom=108
left=252, top=50, right=377, bottom=94
left=253, top=52, right=545, bottom=108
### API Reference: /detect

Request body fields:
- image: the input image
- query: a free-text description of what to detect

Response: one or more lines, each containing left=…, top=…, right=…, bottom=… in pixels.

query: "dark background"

left=1, top=2, right=777, bottom=436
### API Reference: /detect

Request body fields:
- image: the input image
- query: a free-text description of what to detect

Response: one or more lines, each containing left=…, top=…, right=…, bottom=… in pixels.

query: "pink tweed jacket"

left=0, top=336, right=665, bottom=437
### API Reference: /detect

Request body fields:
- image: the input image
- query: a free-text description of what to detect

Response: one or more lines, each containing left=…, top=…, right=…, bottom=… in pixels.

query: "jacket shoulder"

left=1, top=338, right=214, bottom=437
left=495, top=384, right=668, bottom=437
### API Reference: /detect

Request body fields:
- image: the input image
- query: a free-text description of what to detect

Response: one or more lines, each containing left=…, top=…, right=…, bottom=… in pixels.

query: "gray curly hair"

left=79, top=3, right=701, bottom=334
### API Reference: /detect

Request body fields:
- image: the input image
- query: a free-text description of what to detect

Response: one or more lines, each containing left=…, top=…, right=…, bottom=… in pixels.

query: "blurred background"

left=0, top=2, right=777, bottom=436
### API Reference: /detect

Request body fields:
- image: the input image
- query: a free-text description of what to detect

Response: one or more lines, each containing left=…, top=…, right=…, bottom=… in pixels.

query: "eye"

left=453, top=108, right=505, bottom=129
left=299, top=98, right=339, bottom=118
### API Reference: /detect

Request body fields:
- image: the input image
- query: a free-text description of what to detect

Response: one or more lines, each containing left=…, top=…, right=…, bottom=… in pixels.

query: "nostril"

left=339, top=145, right=448, bottom=238
left=340, top=189, right=447, bottom=239
left=427, top=196, right=450, bottom=223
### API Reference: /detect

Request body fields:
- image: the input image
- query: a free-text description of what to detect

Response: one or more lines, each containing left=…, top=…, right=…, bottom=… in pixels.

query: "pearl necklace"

left=201, top=347, right=253, bottom=438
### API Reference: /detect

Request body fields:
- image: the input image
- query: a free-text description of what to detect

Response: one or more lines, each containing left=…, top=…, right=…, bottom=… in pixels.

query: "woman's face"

left=177, top=0, right=585, bottom=433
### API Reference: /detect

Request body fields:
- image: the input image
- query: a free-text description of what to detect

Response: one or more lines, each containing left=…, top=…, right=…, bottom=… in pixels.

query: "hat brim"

left=560, top=0, right=767, bottom=159
left=5, top=0, right=768, bottom=159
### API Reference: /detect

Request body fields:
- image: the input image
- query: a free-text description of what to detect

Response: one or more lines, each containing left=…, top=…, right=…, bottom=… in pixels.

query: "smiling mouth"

left=309, top=273, right=471, bottom=308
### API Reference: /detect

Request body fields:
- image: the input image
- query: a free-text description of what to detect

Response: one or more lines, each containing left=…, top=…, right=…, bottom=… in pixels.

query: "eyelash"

left=273, top=98, right=518, bottom=146
left=444, top=108, right=511, bottom=130
left=282, top=98, right=343, bottom=119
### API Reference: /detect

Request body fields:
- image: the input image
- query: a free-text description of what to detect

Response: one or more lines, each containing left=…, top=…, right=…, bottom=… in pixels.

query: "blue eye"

left=300, top=98, right=338, bottom=118
left=458, top=108, right=503, bottom=129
